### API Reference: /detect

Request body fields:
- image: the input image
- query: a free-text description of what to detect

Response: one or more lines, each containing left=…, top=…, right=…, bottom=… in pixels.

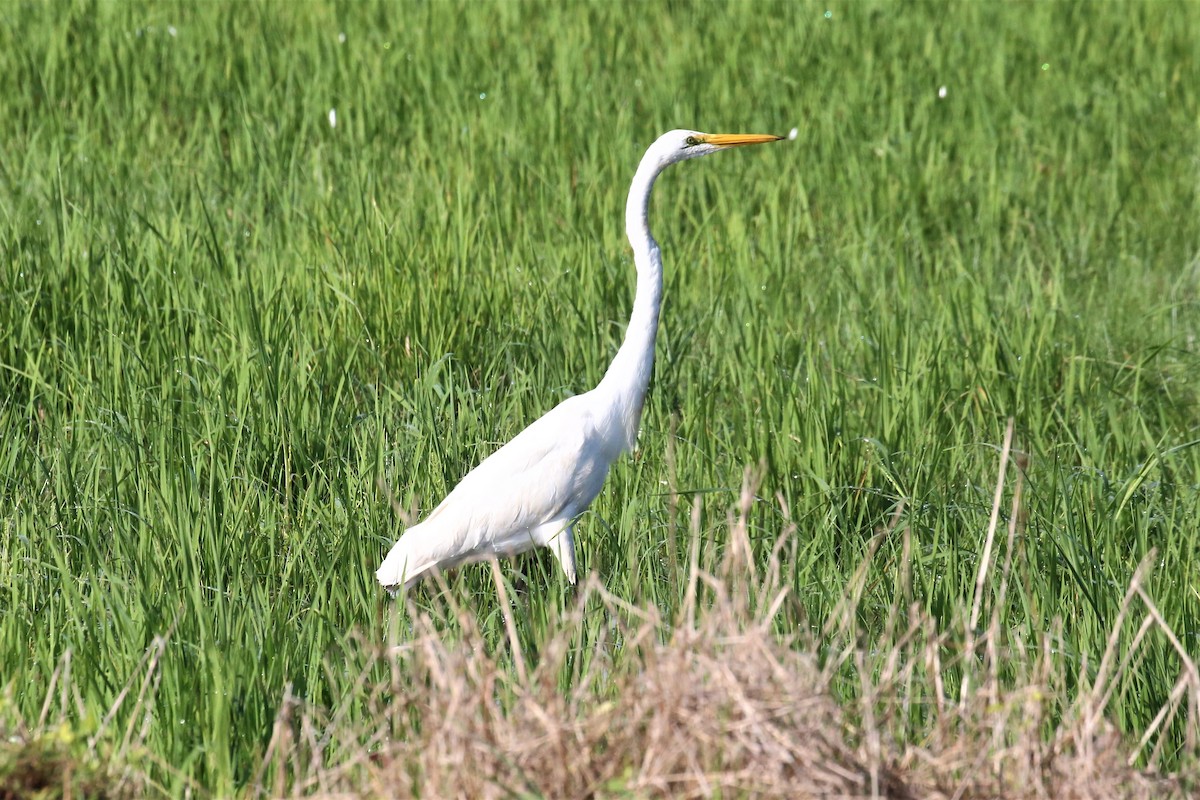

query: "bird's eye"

left=684, top=135, right=700, bottom=147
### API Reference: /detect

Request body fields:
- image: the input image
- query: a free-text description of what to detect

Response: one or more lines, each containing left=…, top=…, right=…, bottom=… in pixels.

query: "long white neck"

left=596, top=154, right=665, bottom=451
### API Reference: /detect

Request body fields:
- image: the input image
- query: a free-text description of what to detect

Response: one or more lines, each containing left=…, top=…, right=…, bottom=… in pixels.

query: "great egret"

left=377, top=129, right=782, bottom=591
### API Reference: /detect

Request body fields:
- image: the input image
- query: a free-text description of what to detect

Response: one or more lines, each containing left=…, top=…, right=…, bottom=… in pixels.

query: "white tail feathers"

left=375, top=520, right=457, bottom=591
left=375, top=546, right=438, bottom=592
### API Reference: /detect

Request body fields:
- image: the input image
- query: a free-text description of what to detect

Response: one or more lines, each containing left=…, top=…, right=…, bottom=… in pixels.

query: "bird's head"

left=649, top=129, right=783, bottom=168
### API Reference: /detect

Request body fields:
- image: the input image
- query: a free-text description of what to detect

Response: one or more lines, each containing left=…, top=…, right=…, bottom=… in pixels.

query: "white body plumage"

left=377, top=129, right=781, bottom=591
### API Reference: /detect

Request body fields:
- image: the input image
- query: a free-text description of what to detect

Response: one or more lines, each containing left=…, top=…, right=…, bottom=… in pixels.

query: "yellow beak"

left=704, top=133, right=784, bottom=147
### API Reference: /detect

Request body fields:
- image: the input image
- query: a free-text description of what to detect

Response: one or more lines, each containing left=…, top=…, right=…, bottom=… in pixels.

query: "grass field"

left=2, top=0, right=1199, bottom=796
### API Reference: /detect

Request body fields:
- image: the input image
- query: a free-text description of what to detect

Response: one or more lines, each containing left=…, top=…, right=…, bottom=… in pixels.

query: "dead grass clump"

left=361, top=578, right=884, bottom=798
left=0, top=725, right=139, bottom=800
left=267, top=558, right=896, bottom=797
left=0, top=632, right=165, bottom=800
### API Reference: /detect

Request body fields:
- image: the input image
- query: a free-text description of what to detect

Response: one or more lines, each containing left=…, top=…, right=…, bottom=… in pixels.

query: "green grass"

left=1, top=0, right=1198, bottom=794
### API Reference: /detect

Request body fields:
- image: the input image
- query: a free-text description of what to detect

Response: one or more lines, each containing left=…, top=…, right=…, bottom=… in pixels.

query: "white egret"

left=377, top=129, right=782, bottom=591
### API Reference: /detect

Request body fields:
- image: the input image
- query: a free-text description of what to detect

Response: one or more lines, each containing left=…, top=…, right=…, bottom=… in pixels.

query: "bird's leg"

left=541, top=523, right=578, bottom=585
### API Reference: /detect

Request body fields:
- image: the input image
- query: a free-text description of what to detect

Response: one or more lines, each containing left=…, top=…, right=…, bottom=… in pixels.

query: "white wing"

left=376, top=391, right=617, bottom=588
